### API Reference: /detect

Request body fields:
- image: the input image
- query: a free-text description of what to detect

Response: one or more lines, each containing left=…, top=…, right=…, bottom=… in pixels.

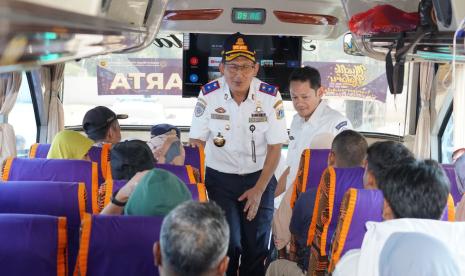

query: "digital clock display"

left=232, top=8, right=266, bottom=24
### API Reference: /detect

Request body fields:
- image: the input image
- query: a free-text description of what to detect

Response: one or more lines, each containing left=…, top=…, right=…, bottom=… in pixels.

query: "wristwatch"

left=111, top=189, right=127, bottom=207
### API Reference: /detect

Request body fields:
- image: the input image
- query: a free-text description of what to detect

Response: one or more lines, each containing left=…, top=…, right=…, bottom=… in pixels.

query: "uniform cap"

left=222, top=32, right=256, bottom=62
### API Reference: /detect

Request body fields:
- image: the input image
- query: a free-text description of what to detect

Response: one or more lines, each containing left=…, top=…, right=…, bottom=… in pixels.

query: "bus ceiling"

left=1, top=0, right=465, bottom=73
left=159, top=0, right=347, bottom=37
left=0, top=0, right=349, bottom=73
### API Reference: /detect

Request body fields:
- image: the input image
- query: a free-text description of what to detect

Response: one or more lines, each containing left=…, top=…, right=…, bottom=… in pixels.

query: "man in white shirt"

left=189, top=32, right=288, bottom=276
left=334, top=159, right=451, bottom=276
left=272, top=66, right=352, bottom=257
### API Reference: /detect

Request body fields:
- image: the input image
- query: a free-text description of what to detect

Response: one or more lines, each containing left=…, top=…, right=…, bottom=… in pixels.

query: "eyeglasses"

left=224, top=63, right=255, bottom=74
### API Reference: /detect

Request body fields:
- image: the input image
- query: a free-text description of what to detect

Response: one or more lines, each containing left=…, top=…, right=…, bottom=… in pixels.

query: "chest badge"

left=213, top=132, right=226, bottom=147
left=250, top=102, right=267, bottom=123
left=215, top=107, right=226, bottom=113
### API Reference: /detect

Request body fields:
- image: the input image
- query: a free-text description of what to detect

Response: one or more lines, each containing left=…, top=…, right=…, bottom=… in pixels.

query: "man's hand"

left=275, top=167, right=290, bottom=197
left=238, top=185, right=264, bottom=221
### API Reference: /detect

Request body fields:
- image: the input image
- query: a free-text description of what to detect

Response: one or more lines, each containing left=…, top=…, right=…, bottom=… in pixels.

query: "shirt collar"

left=306, top=100, right=327, bottom=125
left=222, top=77, right=256, bottom=103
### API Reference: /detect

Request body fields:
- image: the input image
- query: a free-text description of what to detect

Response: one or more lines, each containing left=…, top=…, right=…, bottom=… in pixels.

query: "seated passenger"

left=379, top=232, right=459, bottom=276
left=82, top=106, right=126, bottom=146
left=101, top=168, right=192, bottom=216
left=154, top=201, right=230, bottom=276
left=267, top=130, right=367, bottom=276
left=380, top=160, right=450, bottom=220
left=97, top=140, right=156, bottom=211
left=363, top=141, right=415, bottom=190
left=147, top=124, right=185, bottom=165
left=333, top=159, right=450, bottom=276
left=47, top=130, right=93, bottom=160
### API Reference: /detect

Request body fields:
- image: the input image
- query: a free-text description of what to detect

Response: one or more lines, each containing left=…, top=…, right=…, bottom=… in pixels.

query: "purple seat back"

left=441, top=194, right=456, bottom=221
left=442, top=164, right=463, bottom=204
left=186, top=183, right=208, bottom=202
left=329, top=188, right=383, bottom=271
left=30, top=143, right=110, bottom=185
left=308, top=167, right=364, bottom=275
left=0, top=181, right=84, bottom=226
left=29, top=143, right=51, bottom=158
left=309, top=167, right=364, bottom=251
left=3, top=158, right=99, bottom=213
left=306, top=149, right=331, bottom=190
left=155, top=163, right=196, bottom=185
left=88, top=144, right=112, bottom=184
left=113, top=179, right=128, bottom=192
left=0, top=213, right=67, bottom=276
left=0, top=181, right=85, bottom=275
left=77, top=214, right=163, bottom=276
left=329, top=167, right=365, bottom=250
left=101, top=179, right=128, bottom=209
left=183, top=145, right=205, bottom=181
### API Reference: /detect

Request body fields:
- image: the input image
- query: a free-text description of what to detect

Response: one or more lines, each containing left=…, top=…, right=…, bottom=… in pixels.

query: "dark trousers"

left=205, top=167, right=276, bottom=276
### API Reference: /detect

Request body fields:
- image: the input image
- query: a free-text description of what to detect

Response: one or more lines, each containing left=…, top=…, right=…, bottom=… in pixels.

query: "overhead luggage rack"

left=355, top=31, right=465, bottom=63
left=0, top=0, right=168, bottom=73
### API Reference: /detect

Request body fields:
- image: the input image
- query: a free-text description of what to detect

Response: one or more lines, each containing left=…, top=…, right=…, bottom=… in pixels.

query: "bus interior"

left=0, top=0, right=465, bottom=275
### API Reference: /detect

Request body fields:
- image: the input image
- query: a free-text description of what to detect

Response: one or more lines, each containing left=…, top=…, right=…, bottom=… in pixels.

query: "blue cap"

left=150, top=124, right=180, bottom=138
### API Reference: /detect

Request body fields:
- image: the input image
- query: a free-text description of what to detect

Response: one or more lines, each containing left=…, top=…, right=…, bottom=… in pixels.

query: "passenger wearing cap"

left=97, top=140, right=155, bottom=212
left=189, top=32, right=288, bottom=276
left=82, top=106, right=127, bottom=146
left=147, top=124, right=185, bottom=165
left=100, top=168, right=192, bottom=216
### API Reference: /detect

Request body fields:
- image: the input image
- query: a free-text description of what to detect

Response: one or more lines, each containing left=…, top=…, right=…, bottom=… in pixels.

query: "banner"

left=97, top=58, right=182, bottom=95
left=304, top=62, right=388, bottom=102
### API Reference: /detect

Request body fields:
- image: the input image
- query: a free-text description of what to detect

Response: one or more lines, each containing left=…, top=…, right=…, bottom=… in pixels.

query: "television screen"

left=182, top=34, right=302, bottom=100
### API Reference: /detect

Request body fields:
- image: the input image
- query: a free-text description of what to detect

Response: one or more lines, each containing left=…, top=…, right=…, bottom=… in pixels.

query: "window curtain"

left=413, top=62, right=435, bottom=159
left=454, top=64, right=465, bottom=152
left=0, top=72, right=22, bottom=163
left=42, top=64, right=65, bottom=143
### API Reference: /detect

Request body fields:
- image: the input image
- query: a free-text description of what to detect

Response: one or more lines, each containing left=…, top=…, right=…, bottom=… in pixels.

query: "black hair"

left=379, top=159, right=450, bottom=220
left=332, top=130, right=367, bottom=168
left=366, top=141, right=414, bottom=182
left=289, top=66, right=321, bottom=91
left=110, top=140, right=156, bottom=180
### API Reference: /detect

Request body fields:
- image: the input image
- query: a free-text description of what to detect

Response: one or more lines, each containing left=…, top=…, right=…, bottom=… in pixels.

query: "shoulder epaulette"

left=258, top=82, right=278, bottom=96
left=335, top=121, right=348, bottom=131
left=201, top=80, right=220, bottom=95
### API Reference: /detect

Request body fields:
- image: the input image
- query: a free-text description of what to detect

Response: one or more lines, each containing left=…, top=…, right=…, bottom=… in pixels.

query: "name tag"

left=249, top=117, right=267, bottom=123
left=251, top=112, right=267, bottom=118
left=211, top=114, right=230, bottom=120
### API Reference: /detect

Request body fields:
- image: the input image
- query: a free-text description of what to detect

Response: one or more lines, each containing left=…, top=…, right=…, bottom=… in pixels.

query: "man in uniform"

left=189, top=32, right=288, bottom=276
left=272, top=66, right=352, bottom=257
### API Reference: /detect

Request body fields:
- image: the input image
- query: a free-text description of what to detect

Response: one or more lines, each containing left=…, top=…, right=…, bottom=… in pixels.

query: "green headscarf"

left=124, top=168, right=192, bottom=216
left=47, top=130, right=94, bottom=160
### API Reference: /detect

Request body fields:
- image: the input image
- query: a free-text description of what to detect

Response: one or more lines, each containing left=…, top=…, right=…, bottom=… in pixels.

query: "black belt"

left=207, top=167, right=261, bottom=177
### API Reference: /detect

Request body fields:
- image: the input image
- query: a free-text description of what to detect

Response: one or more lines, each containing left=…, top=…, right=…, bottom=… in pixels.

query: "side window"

left=9, top=73, right=37, bottom=157
left=440, top=111, right=453, bottom=164
left=298, top=36, right=409, bottom=136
